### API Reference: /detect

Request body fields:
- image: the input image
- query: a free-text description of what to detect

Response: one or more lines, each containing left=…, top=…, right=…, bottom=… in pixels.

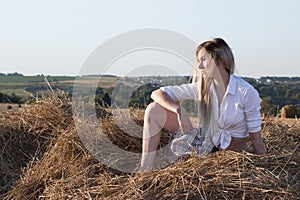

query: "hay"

left=0, top=94, right=73, bottom=196
left=0, top=95, right=299, bottom=199
left=281, top=105, right=298, bottom=118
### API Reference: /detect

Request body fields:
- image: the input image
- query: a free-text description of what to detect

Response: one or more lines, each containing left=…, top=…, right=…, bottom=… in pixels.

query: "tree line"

left=93, top=79, right=300, bottom=117
left=0, top=72, right=24, bottom=76
left=1, top=76, right=299, bottom=117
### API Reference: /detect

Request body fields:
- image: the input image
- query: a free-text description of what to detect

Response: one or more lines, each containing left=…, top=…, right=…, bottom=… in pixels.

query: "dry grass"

left=0, top=94, right=299, bottom=199
left=0, top=103, right=24, bottom=112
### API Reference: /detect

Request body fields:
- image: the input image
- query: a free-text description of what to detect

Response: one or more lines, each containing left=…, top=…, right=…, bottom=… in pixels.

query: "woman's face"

left=197, top=49, right=210, bottom=70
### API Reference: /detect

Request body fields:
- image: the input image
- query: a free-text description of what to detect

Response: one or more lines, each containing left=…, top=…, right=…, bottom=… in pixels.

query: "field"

left=0, top=75, right=118, bottom=101
left=0, top=94, right=299, bottom=199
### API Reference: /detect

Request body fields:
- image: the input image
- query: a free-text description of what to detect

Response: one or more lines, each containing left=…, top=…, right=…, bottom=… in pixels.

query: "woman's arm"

left=242, top=85, right=266, bottom=155
left=151, top=89, right=181, bottom=113
left=151, top=89, right=193, bottom=133
left=249, top=131, right=266, bottom=155
left=151, top=81, right=199, bottom=114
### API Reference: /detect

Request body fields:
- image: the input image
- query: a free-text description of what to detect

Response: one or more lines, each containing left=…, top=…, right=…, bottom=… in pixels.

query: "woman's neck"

left=213, top=66, right=230, bottom=92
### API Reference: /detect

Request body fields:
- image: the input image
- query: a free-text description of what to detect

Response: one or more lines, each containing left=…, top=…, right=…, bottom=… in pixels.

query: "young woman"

left=140, top=38, right=266, bottom=172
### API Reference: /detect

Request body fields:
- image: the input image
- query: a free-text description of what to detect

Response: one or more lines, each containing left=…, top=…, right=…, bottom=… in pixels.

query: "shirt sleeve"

left=242, top=86, right=262, bottom=133
left=160, top=82, right=199, bottom=101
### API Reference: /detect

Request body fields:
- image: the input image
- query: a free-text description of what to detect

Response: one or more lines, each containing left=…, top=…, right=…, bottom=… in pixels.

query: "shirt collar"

left=226, top=74, right=236, bottom=95
left=210, top=74, right=236, bottom=96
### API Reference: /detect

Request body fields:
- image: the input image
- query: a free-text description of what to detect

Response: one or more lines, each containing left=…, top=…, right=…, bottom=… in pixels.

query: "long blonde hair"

left=192, top=38, right=235, bottom=152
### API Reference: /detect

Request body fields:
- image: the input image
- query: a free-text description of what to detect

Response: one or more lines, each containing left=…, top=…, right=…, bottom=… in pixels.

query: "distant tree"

left=94, top=87, right=113, bottom=107
left=7, top=72, right=23, bottom=76
left=129, top=83, right=160, bottom=108
left=0, top=92, right=5, bottom=103
left=9, top=93, right=22, bottom=103
left=0, top=92, right=22, bottom=103
left=261, top=97, right=276, bottom=116
left=102, top=93, right=111, bottom=107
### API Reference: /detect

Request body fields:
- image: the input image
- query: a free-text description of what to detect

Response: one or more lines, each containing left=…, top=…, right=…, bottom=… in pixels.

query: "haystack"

left=0, top=94, right=73, bottom=196
left=281, top=104, right=298, bottom=118
left=0, top=95, right=299, bottom=199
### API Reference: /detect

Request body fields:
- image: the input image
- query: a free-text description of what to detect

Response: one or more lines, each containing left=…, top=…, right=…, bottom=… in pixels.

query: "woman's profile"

left=140, top=38, right=266, bottom=172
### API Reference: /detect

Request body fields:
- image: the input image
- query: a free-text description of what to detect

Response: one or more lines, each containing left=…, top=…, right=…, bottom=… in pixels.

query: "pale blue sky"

left=0, top=0, right=299, bottom=77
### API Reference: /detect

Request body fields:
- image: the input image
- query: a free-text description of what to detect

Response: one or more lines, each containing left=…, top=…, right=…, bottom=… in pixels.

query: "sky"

left=0, top=0, right=299, bottom=78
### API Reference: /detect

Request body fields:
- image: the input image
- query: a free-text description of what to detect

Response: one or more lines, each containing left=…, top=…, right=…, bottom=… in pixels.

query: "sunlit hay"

left=107, top=151, right=297, bottom=199
left=0, top=95, right=299, bottom=199
left=4, top=128, right=100, bottom=200
left=0, top=94, right=74, bottom=196
left=100, top=107, right=170, bottom=154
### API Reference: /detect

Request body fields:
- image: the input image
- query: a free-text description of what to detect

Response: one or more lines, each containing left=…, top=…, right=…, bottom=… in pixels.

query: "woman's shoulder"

left=232, top=75, right=256, bottom=90
left=231, top=75, right=260, bottom=98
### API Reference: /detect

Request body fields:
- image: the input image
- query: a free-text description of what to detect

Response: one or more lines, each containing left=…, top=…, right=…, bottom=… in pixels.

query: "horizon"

left=1, top=71, right=300, bottom=79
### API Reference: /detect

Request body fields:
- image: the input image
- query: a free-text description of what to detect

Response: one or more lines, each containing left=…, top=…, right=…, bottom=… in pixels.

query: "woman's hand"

left=176, top=107, right=194, bottom=134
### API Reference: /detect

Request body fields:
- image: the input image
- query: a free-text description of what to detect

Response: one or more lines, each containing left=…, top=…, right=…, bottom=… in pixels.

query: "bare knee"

left=145, top=102, right=164, bottom=116
left=144, top=102, right=167, bottom=125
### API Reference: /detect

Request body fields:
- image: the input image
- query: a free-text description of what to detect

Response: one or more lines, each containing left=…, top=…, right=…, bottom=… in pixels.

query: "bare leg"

left=140, top=102, right=179, bottom=172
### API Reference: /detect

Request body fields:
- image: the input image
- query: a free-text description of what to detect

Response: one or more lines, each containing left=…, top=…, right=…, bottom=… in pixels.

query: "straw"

left=0, top=95, right=299, bottom=199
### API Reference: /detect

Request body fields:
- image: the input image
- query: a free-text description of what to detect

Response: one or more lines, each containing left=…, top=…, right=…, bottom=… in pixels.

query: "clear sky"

left=0, top=0, right=299, bottom=78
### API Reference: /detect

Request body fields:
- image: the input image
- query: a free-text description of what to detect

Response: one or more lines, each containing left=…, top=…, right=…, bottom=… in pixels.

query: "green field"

left=0, top=75, right=119, bottom=101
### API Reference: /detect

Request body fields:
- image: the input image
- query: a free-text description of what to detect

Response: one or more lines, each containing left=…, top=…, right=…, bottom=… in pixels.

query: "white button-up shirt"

left=160, top=74, right=262, bottom=149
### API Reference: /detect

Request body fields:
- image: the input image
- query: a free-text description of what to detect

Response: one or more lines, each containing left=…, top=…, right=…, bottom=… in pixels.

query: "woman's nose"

left=198, top=62, right=204, bottom=69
